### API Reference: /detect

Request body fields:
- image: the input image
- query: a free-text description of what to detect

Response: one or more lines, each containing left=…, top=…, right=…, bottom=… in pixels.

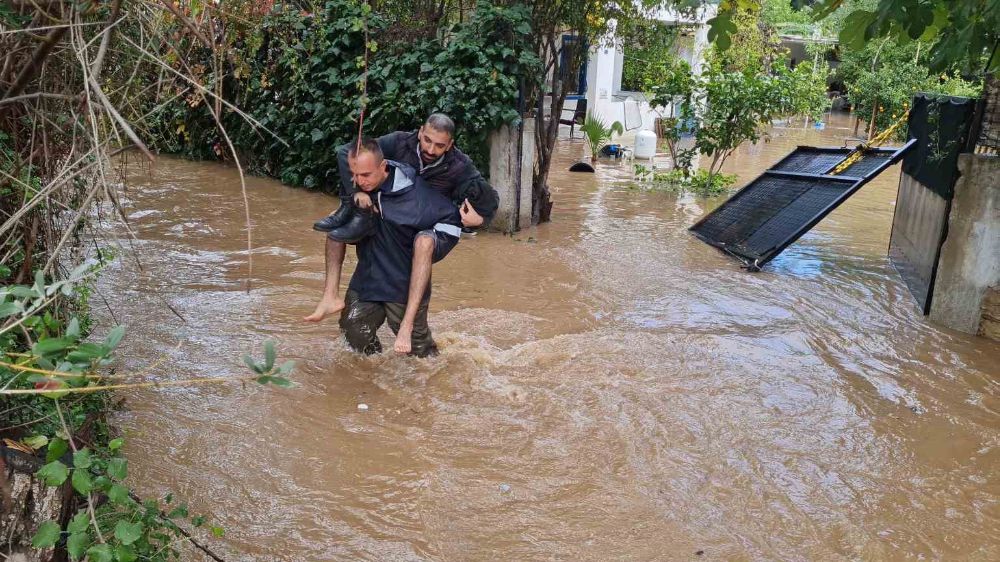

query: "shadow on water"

left=97, top=114, right=999, bottom=560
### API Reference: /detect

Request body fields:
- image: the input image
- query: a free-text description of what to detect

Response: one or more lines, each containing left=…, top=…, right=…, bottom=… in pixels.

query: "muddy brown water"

left=97, top=113, right=1000, bottom=561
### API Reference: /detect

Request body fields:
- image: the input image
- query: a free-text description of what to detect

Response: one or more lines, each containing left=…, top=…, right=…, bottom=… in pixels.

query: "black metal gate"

left=689, top=143, right=914, bottom=269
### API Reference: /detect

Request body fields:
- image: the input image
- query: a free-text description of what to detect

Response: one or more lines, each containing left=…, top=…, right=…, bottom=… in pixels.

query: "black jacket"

left=348, top=162, right=462, bottom=303
left=336, top=130, right=499, bottom=227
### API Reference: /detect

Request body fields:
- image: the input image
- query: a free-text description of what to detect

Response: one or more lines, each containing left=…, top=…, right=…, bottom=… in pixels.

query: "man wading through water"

left=322, top=138, right=463, bottom=356
left=304, top=113, right=499, bottom=354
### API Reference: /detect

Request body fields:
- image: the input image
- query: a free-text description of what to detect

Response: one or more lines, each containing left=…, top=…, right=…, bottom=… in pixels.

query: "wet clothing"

left=336, top=130, right=499, bottom=228
left=418, top=228, right=459, bottom=263
left=340, top=161, right=460, bottom=357
left=339, top=289, right=437, bottom=357
left=347, top=161, right=461, bottom=303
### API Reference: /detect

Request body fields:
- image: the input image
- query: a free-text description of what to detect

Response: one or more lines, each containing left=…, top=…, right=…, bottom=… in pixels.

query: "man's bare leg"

left=394, top=235, right=434, bottom=353
left=304, top=237, right=348, bottom=322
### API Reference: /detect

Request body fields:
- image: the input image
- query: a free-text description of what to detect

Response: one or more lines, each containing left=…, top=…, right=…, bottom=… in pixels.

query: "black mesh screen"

left=692, top=176, right=849, bottom=261
left=690, top=143, right=913, bottom=267
left=772, top=149, right=845, bottom=174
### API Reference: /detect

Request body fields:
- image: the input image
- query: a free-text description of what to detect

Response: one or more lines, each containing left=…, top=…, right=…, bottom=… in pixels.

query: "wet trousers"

left=338, top=289, right=438, bottom=357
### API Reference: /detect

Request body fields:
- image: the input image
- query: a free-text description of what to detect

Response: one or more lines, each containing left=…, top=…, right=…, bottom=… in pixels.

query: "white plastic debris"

left=498, top=483, right=512, bottom=493
left=357, top=403, right=369, bottom=411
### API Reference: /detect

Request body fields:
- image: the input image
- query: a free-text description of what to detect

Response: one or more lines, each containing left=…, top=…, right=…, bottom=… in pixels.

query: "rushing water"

left=97, top=113, right=1000, bottom=560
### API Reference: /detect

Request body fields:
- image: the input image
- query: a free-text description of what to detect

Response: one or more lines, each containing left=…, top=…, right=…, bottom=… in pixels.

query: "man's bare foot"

left=303, top=298, right=345, bottom=322
left=394, top=323, right=413, bottom=354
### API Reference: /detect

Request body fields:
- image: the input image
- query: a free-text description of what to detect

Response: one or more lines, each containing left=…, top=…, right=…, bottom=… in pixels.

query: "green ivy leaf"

left=86, top=543, right=113, bottom=562
left=107, top=457, right=128, bottom=480
left=67, top=511, right=90, bottom=534
left=115, top=544, right=138, bottom=562
left=108, top=438, right=124, bottom=451
left=31, top=520, right=61, bottom=548
left=36, top=460, right=69, bottom=486
left=66, top=531, right=90, bottom=559
left=113, top=520, right=143, bottom=546
left=71, top=468, right=93, bottom=495
left=72, top=448, right=92, bottom=469
left=108, top=483, right=130, bottom=505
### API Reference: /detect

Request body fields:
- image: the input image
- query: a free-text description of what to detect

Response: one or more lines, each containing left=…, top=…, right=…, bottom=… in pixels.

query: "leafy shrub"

left=147, top=0, right=539, bottom=189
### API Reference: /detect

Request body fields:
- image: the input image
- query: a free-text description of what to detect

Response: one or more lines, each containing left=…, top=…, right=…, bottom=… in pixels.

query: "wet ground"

left=98, top=113, right=1000, bottom=560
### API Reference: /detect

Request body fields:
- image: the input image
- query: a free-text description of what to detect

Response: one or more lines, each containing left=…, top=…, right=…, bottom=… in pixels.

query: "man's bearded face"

left=418, top=125, right=454, bottom=163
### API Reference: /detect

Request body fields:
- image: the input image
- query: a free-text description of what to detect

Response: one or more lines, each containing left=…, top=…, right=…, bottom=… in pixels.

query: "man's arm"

left=335, top=131, right=412, bottom=197
left=456, top=169, right=499, bottom=228
left=447, top=149, right=499, bottom=228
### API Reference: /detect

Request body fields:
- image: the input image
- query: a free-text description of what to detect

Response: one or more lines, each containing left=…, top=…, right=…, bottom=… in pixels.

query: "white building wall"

left=583, top=5, right=716, bottom=141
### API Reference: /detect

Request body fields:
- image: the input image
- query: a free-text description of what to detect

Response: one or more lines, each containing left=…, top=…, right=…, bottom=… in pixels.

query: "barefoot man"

left=305, top=113, right=498, bottom=353
left=308, top=138, right=462, bottom=357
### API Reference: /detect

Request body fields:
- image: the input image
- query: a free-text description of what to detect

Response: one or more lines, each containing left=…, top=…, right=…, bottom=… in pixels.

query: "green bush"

left=147, top=0, right=538, bottom=189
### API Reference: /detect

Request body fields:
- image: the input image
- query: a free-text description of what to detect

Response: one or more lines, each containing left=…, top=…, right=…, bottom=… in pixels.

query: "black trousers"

left=338, top=290, right=438, bottom=357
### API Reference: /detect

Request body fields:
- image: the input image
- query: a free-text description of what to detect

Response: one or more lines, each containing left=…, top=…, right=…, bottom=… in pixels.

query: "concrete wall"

left=929, top=154, right=1000, bottom=340
left=488, top=119, right=534, bottom=233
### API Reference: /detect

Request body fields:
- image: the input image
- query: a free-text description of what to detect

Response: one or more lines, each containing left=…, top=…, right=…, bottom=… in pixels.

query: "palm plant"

left=579, top=111, right=624, bottom=162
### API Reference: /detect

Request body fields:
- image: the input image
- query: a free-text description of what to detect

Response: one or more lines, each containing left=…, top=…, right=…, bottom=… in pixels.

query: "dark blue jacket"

left=348, top=162, right=462, bottom=304
left=336, top=130, right=499, bottom=227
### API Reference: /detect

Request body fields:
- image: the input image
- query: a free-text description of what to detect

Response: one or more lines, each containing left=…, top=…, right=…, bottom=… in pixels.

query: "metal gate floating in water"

left=689, top=142, right=915, bottom=270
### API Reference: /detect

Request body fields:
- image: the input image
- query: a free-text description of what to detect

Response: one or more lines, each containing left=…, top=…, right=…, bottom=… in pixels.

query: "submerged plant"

left=579, top=112, right=624, bottom=163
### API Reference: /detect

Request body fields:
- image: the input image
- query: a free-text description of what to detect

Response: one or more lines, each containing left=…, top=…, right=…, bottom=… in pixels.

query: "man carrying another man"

left=304, top=113, right=499, bottom=355
left=322, top=138, right=463, bottom=357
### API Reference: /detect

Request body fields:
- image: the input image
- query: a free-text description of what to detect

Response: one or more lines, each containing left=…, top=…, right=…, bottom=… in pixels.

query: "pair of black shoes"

left=312, top=200, right=375, bottom=244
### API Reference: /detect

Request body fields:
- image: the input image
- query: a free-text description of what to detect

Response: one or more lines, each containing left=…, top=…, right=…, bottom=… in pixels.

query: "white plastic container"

left=634, top=129, right=657, bottom=159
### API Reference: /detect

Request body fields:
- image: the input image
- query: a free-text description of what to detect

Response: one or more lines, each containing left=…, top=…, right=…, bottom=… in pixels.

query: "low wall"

left=930, top=154, right=1000, bottom=340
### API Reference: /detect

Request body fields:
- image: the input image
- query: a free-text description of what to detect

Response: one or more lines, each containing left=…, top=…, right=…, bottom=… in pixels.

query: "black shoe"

left=327, top=208, right=376, bottom=244
left=313, top=202, right=353, bottom=232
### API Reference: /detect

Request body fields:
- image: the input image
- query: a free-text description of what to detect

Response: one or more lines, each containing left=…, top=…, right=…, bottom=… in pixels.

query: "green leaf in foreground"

left=36, top=460, right=68, bottom=486
left=67, top=511, right=90, bottom=534
left=31, top=520, right=61, bottom=548
left=46, top=437, right=68, bottom=463
left=108, top=483, right=130, bottom=505
left=115, top=544, right=138, bottom=562
left=105, top=325, right=125, bottom=350
left=264, top=339, right=276, bottom=371
left=114, top=520, right=144, bottom=545
left=107, top=457, right=127, bottom=480
left=71, top=467, right=93, bottom=494
left=66, top=531, right=91, bottom=559
left=72, top=448, right=92, bottom=469
left=86, top=543, right=113, bottom=562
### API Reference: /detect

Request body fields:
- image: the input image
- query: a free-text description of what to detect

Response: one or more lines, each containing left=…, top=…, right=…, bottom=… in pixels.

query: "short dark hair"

left=424, top=113, right=455, bottom=137
left=348, top=137, right=383, bottom=161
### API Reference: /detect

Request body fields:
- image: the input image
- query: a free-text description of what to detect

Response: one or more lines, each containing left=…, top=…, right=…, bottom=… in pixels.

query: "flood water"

left=98, top=113, right=1000, bottom=560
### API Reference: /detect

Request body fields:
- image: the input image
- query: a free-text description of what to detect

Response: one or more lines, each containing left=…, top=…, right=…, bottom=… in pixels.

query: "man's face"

left=418, top=125, right=454, bottom=163
left=348, top=151, right=388, bottom=192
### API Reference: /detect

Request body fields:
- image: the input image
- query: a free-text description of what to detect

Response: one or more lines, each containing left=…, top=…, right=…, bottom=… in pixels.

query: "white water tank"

left=634, top=129, right=657, bottom=159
